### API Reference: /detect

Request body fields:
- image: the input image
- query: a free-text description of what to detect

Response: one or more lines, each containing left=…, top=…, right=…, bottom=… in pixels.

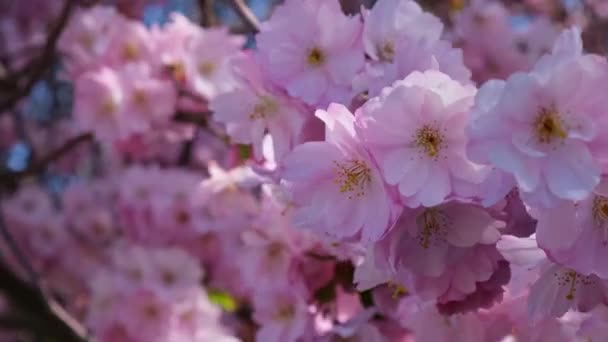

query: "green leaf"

left=238, top=144, right=252, bottom=160
left=208, top=289, right=237, bottom=312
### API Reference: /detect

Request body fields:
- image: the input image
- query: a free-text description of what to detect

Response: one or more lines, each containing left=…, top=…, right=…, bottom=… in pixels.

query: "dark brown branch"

left=0, top=0, right=76, bottom=113
left=228, top=0, right=260, bottom=34
left=0, top=260, right=87, bottom=341
left=199, top=0, right=217, bottom=27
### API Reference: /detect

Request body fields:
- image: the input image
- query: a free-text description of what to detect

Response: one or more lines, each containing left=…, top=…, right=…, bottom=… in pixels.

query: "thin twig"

left=228, top=0, right=260, bottom=33
left=199, top=0, right=217, bottom=26
left=0, top=133, right=93, bottom=183
left=0, top=260, right=87, bottom=341
left=0, top=0, right=76, bottom=113
left=0, top=203, right=39, bottom=287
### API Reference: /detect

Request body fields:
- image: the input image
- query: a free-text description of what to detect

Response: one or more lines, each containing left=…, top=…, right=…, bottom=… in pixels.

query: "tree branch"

left=0, top=133, right=93, bottom=184
left=0, top=259, right=87, bottom=341
left=0, top=0, right=76, bottom=113
left=228, top=0, right=260, bottom=34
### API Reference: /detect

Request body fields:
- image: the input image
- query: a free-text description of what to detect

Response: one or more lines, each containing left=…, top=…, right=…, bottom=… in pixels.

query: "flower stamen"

left=534, top=107, right=567, bottom=144
left=333, top=160, right=372, bottom=199
left=415, top=125, right=443, bottom=159
left=416, top=208, right=449, bottom=249
left=307, top=47, right=325, bottom=67
left=250, top=96, right=279, bottom=120
left=592, top=196, right=608, bottom=244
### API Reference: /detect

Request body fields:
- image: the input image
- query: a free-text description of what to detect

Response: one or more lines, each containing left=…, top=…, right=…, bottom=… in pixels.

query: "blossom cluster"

left=4, top=0, right=608, bottom=341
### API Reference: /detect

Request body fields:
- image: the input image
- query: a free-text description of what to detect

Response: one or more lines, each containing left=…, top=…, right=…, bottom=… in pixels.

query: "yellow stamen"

left=592, top=196, right=608, bottom=244
left=378, top=41, right=395, bottom=62
left=333, top=160, right=372, bottom=199
left=307, top=47, right=325, bottom=67
left=274, top=304, right=295, bottom=321
left=415, top=125, right=443, bottom=158
left=416, top=208, right=448, bottom=249
left=250, top=96, right=279, bottom=120
left=534, top=107, right=567, bottom=143
left=388, top=282, right=409, bottom=299
left=198, top=61, right=216, bottom=76
left=122, top=42, right=140, bottom=61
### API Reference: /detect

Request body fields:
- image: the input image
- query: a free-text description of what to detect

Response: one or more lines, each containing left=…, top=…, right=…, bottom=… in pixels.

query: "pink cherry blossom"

left=256, top=0, right=365, bottom=106
left=281, top=103, right=400, bottom=244
left=252, top=286, right=311, bottom=342
left=211, top=54, right=309, bottom=161
left=467, top=28, right=608, bottom=208
left=356, top=70, right=483, bottom=207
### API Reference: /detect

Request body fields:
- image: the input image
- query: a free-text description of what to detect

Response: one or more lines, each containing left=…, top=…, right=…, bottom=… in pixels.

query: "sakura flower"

left=534, top=180, right=608, bottom=279
left=452, top=0, right=557, bottom=82
left=354, top=39, right=471, bottom=99
left=281, top=103, right=400, bottom=244
left=120, top=64, right=177, bottom=128
left=528, top=264, right=607, bottom=322
left=252, top=286, right=312, bottom=342
left=58, top=5, right=118, bottom=76
left=103, top=18, right=155, bottom=67
left=356, top=70, right=483, bottom=207
left=147, top=248, right=203, bottom=299
left=362, top=0, right=442, bottom=63
left=119, top=290, right=173, bottom=342
left=497, top=235, right=608, bottom=321
left=183, top=27, right=245, bottom=100
left=467, top=28, right=608, bottom=208
left=405, top=303, right=486, bottom=342
left=256, top=0, right=365, bottom=106
left=73, top=67, right=128, bottom=142
left=374, top=201, right=505, bottom=305
left=211, top=54, right=308, bottom=161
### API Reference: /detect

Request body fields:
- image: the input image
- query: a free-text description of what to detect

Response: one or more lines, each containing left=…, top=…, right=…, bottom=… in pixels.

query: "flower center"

left=415, top=125, right=444, bottom=158
left=174, top=210, right=191, bottom=225
left=415, top=208, right=449, bottom=249
left=307, top=47, right=325, bottom=67
left=133, top=89, right=148, bottom=108
left=161, top=270, right=176, bottom=285
left=198, top=61, right=216, bottom=76
left=99, top=99, right=117, bottom=117
left=377, top=40, right=395, bottom=62
left=534, top=107, right=567, bottom=144
left=121, top=42, right=140, bottom=61
left=387, top=282, right=409, bottom=299
left=266, top=242, right=284, bottom=259
left=554, top=270, right=594, bottom=301
left=250, top=96, right=279, bottom=120
left=274, top=304, right=295, bottom=321
left=333, top=160, right=372, bottom=199
left=592, top=196, right=608, bottom=244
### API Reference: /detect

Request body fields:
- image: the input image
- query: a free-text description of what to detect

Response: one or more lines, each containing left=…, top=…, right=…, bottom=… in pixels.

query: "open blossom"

left=73, top=67, right=127, bottom=141
left=253, top=285, right=311, bottom=342
left=183, top=27, right=245, bottom=100
left=498, top=235, right=608, bottom=320
left=211, top=54, right=308, bottom=161
left=534, top=180, right=608, bottom=279
left=58, top=5, right=118, bottom=76
left=103, top=18, right=155, bottom=67
left=362, top=0, right=442, bottom=63
left=256, top=0, right=364, bottom=106
left=467, top=28, right=608, bottom=208
left=356, top=70, right=483, bottom=207
left=355, top=0, right=471, bottom=98
left=281, top=104, right=400, bottom=244
left=374, top=201, right=504, bottom=303
left=452, top=0, right=557, bottom=82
